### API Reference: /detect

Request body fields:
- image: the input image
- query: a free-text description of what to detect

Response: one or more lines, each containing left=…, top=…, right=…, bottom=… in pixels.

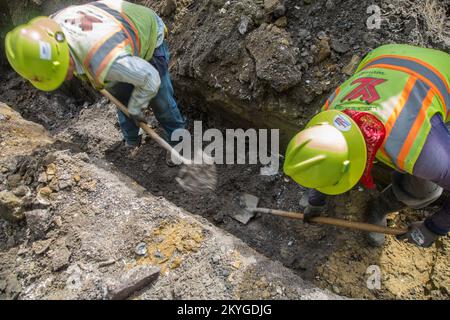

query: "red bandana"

left=342, top=109, right=386, bottom=189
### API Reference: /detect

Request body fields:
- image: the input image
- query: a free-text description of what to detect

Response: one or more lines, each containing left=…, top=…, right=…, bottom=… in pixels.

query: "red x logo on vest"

left=343, top=77, right=387, bottom=104
left=66, top=12, right=103, bottom=32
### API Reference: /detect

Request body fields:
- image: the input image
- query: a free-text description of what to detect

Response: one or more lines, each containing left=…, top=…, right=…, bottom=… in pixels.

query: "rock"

left=330, top=39, right=350, bottom=54
left=32, top=238, right=53, bottom=255
left=264, top=0, right=281, bottom=13
left=59, top=178, right=73, bottom=190
left=39, top=186, right=52, bottom=196
left=246, top=26, right=302, bottom=92
left=135, top=242, right=148, bottom=256
left=238, top=15, right=252, bottom=35
left=0, top=191, right=24, bottom=221
left=12, top=185, right=30, bottom=197
left=73, top=174, right=81, bottom=183
left=273, top=4, right=286, bottom=18
left=25, top=209, right=52, bottom=239
left=46, top=163, right=57, bottom=176
left=325, top=0, right=335, bottom=10
left=37, top=172, right=47, bottom=183
left=316, top=38, right=331, bottom=63
left=51, top=243, right=71, bottom=271
left=4, top=275, right=21, bottom=299
left=342, top=55, right=361, bottom=76
left=274, top=16, right=287, bottom=28
left=161, top=0, right=177, bottom=16
left=107, top=265, right=160, bottom=300
left=7, top=174, right=22, bottom=189
left=211, top=0, right=225, bottom=8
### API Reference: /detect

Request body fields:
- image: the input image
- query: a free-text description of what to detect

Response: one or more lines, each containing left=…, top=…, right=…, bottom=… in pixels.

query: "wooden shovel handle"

left=100, top=89, right=190, bottom=165
left=253, top=208, right=408, bottom=236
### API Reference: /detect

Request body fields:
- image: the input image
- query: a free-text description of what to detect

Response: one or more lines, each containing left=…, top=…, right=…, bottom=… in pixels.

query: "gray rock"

left=273, top=4, right=286, bottom=18
left=32, top=238, right=53, bottom=255
left=7, top=174, right=22, bottom=189
left=107, top=265, right=160, bottom=300
left=264, top=0, right=281, bottom=13
left=325, top=0, right=335, bottom=10
left=161, top=0, right=177, bottom=17
left=0, top=191, right=24, bottom=222
left=238, top=15, right=252, bottom=35
left=25, top=209, right=52, bottom=239
left=51, top=245, right=71, bottom=271
left=12, top=185, right=30, bottom=197
left=330, top=39, right=350, bottom=53
left=135, top=242, right=148, bottom=256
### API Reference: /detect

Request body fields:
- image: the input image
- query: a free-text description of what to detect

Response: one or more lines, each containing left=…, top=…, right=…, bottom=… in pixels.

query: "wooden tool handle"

left=253, top=208, right=408, bottom=236
left=100, top=89, right=190, bottom=165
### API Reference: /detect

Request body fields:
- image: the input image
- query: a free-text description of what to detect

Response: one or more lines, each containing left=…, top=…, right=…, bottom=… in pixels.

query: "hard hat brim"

left=306, top=110, right=367, bottom=195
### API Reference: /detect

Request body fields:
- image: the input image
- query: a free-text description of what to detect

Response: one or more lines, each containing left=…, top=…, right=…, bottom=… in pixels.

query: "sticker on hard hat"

left=333, top=115, right=352, bottom=132
left=39, top=41, right=52, bottom=61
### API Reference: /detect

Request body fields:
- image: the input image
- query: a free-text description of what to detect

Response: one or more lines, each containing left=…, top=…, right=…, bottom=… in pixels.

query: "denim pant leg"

left=107, top=82, right=141, bottom=146
left=150, top=44, right=186, bottom=145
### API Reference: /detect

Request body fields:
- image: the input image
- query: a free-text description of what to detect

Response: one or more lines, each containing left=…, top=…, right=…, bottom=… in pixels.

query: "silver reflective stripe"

left=383, top=79, right=431, bottom=166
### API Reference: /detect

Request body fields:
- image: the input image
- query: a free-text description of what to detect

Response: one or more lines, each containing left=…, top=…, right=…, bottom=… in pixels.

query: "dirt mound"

left=0, top=105, right=342, bottom=299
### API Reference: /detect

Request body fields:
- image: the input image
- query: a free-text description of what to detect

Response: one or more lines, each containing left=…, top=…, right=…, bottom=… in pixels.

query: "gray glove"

left=128, top=108, right=147, bottom=126
left=303, top=204, right=324, bottom=222
left=396, top=221, right=439, bottom=248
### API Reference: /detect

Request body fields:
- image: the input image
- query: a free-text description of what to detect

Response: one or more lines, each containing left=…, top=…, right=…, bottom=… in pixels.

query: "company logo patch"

left=39, top=41, right=52, bottom=61
left=333, top=115, right=352, bottom=132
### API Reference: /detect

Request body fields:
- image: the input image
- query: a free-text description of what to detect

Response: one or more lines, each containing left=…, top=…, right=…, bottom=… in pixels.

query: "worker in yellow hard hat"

left=284, top=44, right=450, bottom=248
left=5, top=0, right=185, bottom=165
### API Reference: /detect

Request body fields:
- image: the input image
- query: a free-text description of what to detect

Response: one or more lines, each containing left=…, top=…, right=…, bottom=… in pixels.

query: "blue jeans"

left=108, top=42, right=186, bottom=146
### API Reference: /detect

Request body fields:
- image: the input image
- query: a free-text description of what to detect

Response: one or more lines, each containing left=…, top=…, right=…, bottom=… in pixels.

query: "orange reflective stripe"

left=396, top=89, right=434, bottom=169
left=379, top=76, right=416, bottom=155
left=94, top=40, right=129, bottom=81
left=365, top=63, right=447, bottom=117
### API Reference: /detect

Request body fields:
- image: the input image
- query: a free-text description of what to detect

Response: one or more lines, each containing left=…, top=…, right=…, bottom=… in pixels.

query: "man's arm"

left=105, top=55, right=161, bottom=121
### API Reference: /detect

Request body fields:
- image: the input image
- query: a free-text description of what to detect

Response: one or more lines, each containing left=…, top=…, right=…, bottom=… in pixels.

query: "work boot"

left=365, top=186, right=407, bottom=247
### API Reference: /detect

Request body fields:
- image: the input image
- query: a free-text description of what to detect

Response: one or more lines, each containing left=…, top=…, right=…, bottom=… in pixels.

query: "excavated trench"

left=1, top=65, right=449, bottom=299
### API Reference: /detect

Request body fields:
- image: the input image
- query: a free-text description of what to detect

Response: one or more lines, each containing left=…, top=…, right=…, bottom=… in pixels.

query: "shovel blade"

left=232, top=193, right=260, bottom=224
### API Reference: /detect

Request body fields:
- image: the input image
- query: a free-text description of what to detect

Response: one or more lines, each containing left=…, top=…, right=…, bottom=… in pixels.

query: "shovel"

left=101, top=89, right=217, bottom=194
left=236, top=193, right=408, bottom=236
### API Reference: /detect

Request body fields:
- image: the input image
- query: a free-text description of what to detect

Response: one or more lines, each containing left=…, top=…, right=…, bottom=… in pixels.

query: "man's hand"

left=396, top=221, right=439, bottom=248
left=303, top=205, right=324, bottom=222
left=128, top=109, right=147, bottom=126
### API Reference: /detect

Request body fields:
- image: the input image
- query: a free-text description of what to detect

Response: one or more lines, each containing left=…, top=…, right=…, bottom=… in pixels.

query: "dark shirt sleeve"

left=414, top=114, right=450, bottom=235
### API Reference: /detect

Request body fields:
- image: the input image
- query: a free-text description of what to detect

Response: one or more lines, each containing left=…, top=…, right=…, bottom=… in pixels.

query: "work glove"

left=128, top=108, right=147, bottom=126
left=396, top=221, right=439, bottom=248
left=303, top=204, right=324, bottom=222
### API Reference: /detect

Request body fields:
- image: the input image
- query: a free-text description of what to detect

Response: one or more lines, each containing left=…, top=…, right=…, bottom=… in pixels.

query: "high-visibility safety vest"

left=323, top=44, right=450, bottom=173
left=52, top=0, right=158, bottom=88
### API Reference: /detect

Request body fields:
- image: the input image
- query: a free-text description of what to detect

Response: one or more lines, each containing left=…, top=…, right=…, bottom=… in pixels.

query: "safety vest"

left=52, top=0, right=158, bottom=88
left=323, top=44, right=450, bottom=173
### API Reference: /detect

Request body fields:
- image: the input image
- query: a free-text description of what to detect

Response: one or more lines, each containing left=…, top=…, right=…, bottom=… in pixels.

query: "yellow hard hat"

left=284, top=110, right=367, bottom=195
left=5, top=17, right=70, bottom=91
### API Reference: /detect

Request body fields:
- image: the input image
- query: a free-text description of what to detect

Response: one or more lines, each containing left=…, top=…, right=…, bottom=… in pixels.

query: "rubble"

left=107, top=265, right=161, bottom=300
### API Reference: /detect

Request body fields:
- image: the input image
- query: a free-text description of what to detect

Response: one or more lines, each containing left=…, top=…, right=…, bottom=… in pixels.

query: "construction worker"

left=284, top=44, right=450, bottom=248
left=4, top=0, right=185, bottom=165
